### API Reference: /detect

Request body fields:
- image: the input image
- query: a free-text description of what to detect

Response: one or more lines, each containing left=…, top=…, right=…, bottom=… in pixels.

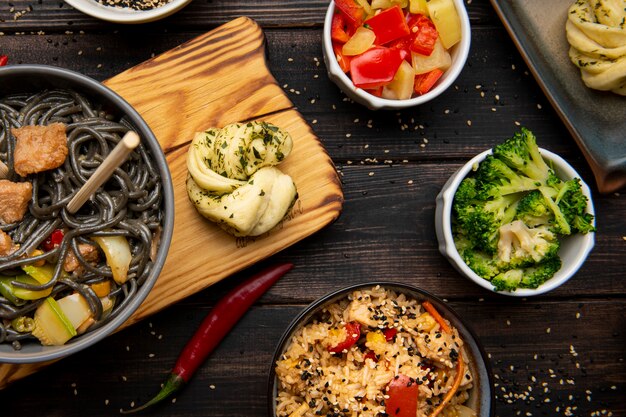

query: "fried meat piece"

left=64, top=243, right=100, bottom=273
left=12, top=123, right=68, bottom=177
left=0, top=229, right=13, bottom=256
left=0, top=179, right=32, bottom=224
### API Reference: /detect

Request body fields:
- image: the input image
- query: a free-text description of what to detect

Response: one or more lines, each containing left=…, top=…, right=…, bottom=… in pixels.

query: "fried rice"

left=274, top=286, right=475, bottom=417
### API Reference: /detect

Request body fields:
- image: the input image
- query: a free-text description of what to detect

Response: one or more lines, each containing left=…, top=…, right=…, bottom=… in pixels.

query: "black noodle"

left=0, top=89, right=163, bottom=348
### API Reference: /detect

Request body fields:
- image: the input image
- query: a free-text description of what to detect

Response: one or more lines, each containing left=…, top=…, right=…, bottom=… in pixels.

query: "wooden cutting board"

left=0, top=17, right=343, bottom=387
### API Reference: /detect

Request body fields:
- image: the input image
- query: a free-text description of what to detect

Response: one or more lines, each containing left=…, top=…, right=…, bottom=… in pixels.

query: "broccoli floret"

left=555, top=178, right=596, bottom=234
left=454, top=191, right=520, bottom=254
left=515, top=190, right=553, bottom=227
left=492, top=127, right=553, bottom=183
left=514, top=188, right=572, bottom=235
left=492, top=269, right=524, bottom=292
left=519, top=257, right=562, bottom=289
left=453, top=177, right=479, bottom=209
left=474, top=155, right=540, bottom=198
left=459, top=248, right=501, bottom=279
left=496, top=220, right=559, bottom=268
left=491, top=257, right=562, bottom=291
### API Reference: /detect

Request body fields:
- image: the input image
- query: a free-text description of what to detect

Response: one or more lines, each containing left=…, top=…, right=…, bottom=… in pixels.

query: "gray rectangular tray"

left=490, top=0, right=626, bottom=193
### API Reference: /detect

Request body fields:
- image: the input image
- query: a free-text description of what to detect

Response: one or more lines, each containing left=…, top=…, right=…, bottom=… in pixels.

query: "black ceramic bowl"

left=0, top=65, right=174, bottom=363
left=268, top=282, right=494, bottom=416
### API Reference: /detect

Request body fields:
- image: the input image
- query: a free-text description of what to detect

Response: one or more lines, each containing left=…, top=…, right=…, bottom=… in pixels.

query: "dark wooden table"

left=1, top=1, right=624, bottom=416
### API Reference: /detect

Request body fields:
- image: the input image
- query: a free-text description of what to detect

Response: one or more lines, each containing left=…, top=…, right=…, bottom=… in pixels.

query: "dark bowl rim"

left=0, top=64, right=175, bottom=363
left=267, top=281, right=495, bottom=416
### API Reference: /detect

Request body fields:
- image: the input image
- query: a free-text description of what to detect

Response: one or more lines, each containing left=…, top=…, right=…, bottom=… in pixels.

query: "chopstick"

left=0, top=160, right=8, bottom=179
left=66, top=131, right=140, bottom=214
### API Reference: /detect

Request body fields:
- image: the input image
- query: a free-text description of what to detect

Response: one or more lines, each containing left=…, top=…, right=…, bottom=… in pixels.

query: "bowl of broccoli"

left=435, top=128, right=596, bottom=296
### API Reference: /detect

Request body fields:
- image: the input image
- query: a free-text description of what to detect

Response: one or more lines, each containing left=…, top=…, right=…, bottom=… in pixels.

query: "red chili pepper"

left=350, top=46, right=404, bottom=89
left=364, top=5, right=410, bottom=45
left=42, top=229, right=64, bottom=252
left=0, top=55, right=8, bottom=66
left=333, top=42, right=352, bottom=73
left=327, top=321, right=361, bottom=353
left=331, top=11, right=353, bottom=44
left=334, top=0, right=365, bottom=27
left=414, top=68, right=444, bottom=95
left=408, top=14, right=438, bottom=56
left=383, top=327, right=398, bottom=341
left=385, top=374, right=420, bottom=417
left=121, top=262, right=294, bottom=414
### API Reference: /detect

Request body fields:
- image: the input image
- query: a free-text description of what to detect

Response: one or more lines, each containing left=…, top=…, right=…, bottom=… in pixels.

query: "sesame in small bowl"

left=64, top=0, right=191, bottom=24
left=322, top=0, right=471, bottom=110
left=435, top=128, right=596, bottom=297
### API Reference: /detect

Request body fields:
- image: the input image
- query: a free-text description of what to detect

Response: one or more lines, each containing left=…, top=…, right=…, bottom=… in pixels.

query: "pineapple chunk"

left=371, top=0, right=407, bottom=10
left=412, top=39, right=452, bottom=74
left=382, top=61, right=415, bottom=100
left=426, top=0, right=462, bottom=49
left=342, top=27, right=376, bottom=56
left=354, top=0, right=372, bottom=15
left=409, top=0, right=429, bottom=15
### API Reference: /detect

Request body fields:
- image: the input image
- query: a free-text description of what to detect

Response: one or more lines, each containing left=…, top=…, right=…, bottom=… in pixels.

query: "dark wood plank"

left=0, top=296, right=623, bottom=416
left=0, top=28, right=594, bottom=172
left=0, top=0, right=499, bottom=31
left=0, top=0, right=624, bottom=413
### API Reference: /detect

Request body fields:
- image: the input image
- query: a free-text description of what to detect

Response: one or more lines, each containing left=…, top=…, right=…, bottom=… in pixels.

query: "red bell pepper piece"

left=331, top=11, right=353, bottom=44
left=334, top=0, right=365, bottom=27
left=407, top=14, right=438, bottom=56
left=385, top=374, right=420, bottom=417
left=328, top=321, right=361, bottom=353
left=42, top=229, right=64, bottom=252
left=364, top=5, right=410, bottom=45
left=388, top=36, right=413, bottom=63
left=364, top=350, right=378, bottom=362
left=350, top=46, right=404, bottom=89
left=383, top=327, right=398, bottom=341
left=414, top=68, right=444, bottom=95
left=332, top=42, right=352, bottom=73
left=0, top=55, right=8, bottom=67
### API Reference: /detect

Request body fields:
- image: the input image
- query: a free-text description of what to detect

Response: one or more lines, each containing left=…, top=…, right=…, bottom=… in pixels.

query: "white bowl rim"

left=64, top=0, right=192, bottom=23
left=437, top=148, right=595, bottom=297
left=322, top=0, right=472, bottom=110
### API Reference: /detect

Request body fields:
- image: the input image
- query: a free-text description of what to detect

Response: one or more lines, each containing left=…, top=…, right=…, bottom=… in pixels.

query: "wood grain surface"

left=0, top=1, right=624, bottom=416
left=0, top=17, right=342, bottom=387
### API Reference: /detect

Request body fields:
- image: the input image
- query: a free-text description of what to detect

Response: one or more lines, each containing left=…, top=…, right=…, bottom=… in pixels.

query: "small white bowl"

left=322, top=0, right=471, bottom=110
left=435, top=148, right=595, bottom=297
left=64, top=0, right=191, bottom=24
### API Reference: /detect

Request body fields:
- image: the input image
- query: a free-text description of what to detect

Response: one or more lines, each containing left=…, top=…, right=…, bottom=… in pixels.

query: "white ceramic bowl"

left=64, top=0, right=191, bottom=24
left=435, top=148, right=595, bottom=297
left=322, top=0, right=471, bottom=110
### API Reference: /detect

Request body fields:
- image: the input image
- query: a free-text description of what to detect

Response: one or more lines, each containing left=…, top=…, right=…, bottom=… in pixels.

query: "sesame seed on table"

left=0, top=0, right=624, bottom=416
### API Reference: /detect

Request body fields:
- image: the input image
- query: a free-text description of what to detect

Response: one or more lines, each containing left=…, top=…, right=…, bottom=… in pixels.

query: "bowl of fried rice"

left=268, top=282, right=493, bottom=417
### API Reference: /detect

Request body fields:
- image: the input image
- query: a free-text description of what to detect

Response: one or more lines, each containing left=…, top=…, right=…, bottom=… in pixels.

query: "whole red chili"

left=0, top=55, right=7, bottom=67
left=122, top=262, right=294, bottom=413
